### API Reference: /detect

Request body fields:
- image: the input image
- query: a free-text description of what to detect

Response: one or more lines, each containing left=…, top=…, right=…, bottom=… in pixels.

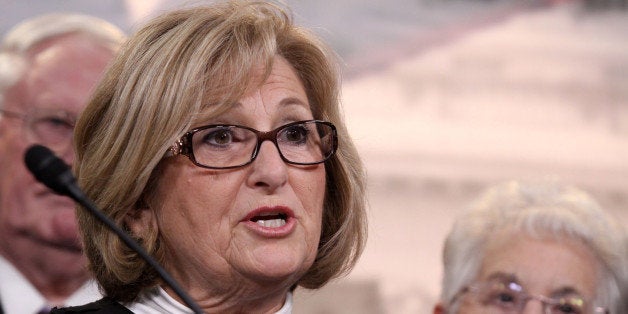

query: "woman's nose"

left=247, top=141, right=288, bottom=191
left=520, top=299, right=546, bottom=314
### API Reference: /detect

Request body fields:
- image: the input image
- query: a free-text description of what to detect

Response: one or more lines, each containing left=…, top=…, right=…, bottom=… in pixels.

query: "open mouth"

left=250, top=212, right=288, bottom=228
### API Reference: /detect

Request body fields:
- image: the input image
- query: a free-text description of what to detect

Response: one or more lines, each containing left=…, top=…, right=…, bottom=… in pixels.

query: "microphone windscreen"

left=24, top=144, right=72, bottom=196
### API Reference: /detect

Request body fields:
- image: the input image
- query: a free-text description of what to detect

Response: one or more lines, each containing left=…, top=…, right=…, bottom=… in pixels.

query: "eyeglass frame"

left=0, top=108, right=76, bottom=151
left=450, top=280, right=610, bottom=314
left=167, top=119, right=338, bottom=170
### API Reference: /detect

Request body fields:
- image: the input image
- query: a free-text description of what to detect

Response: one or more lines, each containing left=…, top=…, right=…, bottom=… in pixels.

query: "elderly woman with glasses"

left=51, top=1, right=366, bottom=313
left=433, top=181, right=627, bottom=314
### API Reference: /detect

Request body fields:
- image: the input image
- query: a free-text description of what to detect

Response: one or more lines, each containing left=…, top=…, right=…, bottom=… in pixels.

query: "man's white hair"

left=0, top=13, right=125, bottom=108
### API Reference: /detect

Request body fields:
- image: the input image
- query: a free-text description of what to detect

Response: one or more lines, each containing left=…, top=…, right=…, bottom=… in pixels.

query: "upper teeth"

left=256, top=218, right=286, bottom=228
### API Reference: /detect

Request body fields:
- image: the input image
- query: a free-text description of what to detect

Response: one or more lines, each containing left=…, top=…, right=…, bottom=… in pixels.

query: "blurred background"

left=2, top=0, right=627, bottom=312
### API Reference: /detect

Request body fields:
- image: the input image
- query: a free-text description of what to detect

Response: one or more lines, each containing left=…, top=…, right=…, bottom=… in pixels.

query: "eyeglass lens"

left=475, top=281, right=593, bottom=314
left=189, top=120, right=335, bottom=168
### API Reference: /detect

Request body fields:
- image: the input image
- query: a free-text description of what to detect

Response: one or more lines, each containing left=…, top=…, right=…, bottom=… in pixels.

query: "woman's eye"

left=555, top=301, right=583, bottom=314
left=556, top=305, right=578, bottom=314
left=484, top=290, right=519, bottom=309
left=496, top=292, right=516, bottom=303
left=282, top=125, right=308, bottom=143
left=204, top=129, right=233, bottom=145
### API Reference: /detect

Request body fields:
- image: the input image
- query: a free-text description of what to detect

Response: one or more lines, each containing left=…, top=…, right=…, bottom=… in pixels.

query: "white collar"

left=127, top=286, right=293, bottom=314
left=0, top=255, right=101, bottom=313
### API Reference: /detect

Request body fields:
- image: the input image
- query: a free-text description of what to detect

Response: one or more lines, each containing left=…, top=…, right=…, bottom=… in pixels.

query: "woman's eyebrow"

left=279, top=96, right=308, bottom=108
left=484, top=271, right=519, bottom=284
left=550, top=286, right=583, bottom=298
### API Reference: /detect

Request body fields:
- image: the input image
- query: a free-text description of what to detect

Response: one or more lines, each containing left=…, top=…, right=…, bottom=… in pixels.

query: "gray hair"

left=439, top=180, right=628, bottom=313
left=0, top=13, right=125, bottom=108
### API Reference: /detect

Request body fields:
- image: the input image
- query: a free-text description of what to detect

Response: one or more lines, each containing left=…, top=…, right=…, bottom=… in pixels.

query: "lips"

left=251, top=212, right=288, bottom=228
left=242, top=206, right=296, bottom=236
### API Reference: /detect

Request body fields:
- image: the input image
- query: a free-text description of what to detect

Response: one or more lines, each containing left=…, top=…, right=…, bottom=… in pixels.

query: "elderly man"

left=0, top=13, right=124, bottom=313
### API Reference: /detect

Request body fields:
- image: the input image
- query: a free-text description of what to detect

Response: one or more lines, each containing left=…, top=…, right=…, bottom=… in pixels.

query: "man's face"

left=0, top=34, right=114, bottom=262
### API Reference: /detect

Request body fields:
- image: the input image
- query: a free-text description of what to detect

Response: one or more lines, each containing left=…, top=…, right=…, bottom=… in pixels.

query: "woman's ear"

left=125, top=201, right=157, bottom=239
left=433, top=303, right=445, bottom=314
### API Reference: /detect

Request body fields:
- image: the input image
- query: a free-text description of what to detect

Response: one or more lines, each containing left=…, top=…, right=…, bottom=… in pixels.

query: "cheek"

left=0, top=173, right=28, bottom=223
left=293, top=168, right=326, bottom=256
left=293, top=168, right=326, bottom=214
left=156, top=172, right=243, bottom=230
left=0, top=143, right=33, bottom=204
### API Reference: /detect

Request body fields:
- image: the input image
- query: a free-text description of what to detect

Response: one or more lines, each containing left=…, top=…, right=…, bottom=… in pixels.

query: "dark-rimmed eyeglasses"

left=167, top=120, right=338, bottom=169
left=0, top=108, right=76, bottom=152
left=451, top=279, right=609, bottom=314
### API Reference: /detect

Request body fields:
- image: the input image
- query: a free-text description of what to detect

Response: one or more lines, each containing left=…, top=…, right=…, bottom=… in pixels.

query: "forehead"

left=478, top=232, right=600, bottom=297
left=27, top=33, right=113, bottom=76
left=8, top=34, right=114, bottom=114
left=196, top=55, right=309, bottom=121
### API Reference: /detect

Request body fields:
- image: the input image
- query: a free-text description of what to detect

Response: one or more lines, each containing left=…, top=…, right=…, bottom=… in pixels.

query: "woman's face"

left=131, top=56, right=325, bottom=295
left=456, top=232, right=601, bottom=314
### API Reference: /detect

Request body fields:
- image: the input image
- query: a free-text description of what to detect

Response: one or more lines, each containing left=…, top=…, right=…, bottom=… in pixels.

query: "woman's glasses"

left=0, top=108, right=76, bottom=152
left=168, top=120, right=338, bottom=169
left=452, top=279, right=609, bottom=314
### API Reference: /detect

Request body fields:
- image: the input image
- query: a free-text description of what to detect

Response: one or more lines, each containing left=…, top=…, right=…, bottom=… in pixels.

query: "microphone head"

left=24, top=144, right=74, bottom=196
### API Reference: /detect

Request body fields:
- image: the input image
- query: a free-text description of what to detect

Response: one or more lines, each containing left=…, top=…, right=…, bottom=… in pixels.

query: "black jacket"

left=51, top=298, right=133, bottom=314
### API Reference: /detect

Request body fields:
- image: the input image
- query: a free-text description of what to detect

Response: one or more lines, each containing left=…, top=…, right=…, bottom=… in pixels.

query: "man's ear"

left=433, top=302, right=446, bottom=314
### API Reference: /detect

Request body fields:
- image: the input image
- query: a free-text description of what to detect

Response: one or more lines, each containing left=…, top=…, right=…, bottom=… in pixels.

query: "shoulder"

left=51, top=297, right=133, bottom=314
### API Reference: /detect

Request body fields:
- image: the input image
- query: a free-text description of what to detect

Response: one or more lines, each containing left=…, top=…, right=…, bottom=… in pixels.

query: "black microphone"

left=24, top=144, right=76, bottom=196
left=24, top=144, right=204, bottom=314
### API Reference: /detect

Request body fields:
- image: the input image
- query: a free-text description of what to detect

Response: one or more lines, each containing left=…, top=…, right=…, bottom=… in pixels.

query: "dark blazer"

left=50, top=298, right=133, bottom=314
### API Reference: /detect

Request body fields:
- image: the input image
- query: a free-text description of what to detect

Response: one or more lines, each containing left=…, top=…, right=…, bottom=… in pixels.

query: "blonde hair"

left=439, top=180, right=628, bottom=313
left=75, top=0, right=367, bottom=301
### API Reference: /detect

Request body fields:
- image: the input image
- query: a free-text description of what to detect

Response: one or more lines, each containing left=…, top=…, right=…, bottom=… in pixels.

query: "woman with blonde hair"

left=52, top=1, right=367, bottom=313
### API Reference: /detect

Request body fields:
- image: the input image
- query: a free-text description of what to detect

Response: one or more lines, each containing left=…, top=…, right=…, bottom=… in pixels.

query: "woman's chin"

left=241, top=246, right=314, bottom=283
